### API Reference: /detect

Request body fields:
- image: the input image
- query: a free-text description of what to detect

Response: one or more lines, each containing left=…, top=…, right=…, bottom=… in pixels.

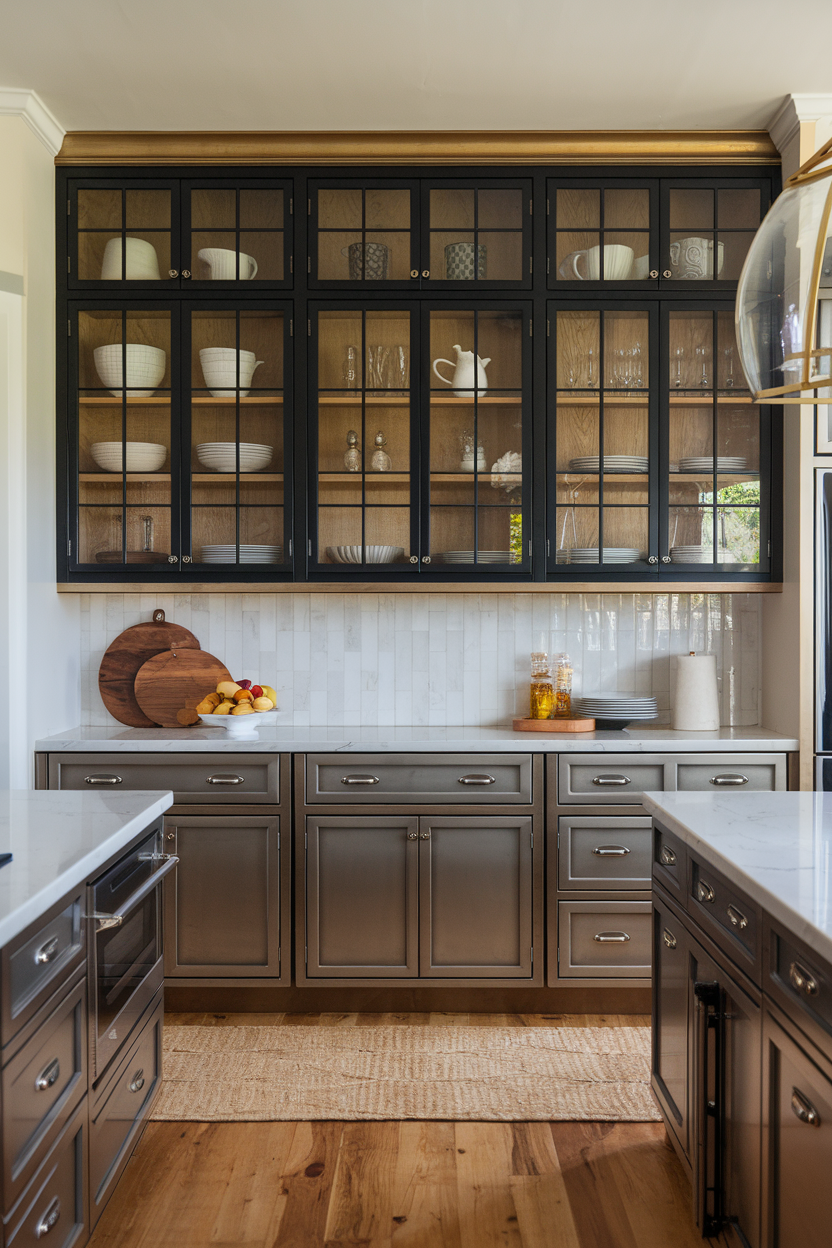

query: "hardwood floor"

left=89, top=1013, right=719, bottom=1248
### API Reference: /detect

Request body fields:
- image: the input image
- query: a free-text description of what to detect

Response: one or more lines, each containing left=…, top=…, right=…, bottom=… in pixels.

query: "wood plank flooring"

left=89, top=1013, right=720, bottom=1248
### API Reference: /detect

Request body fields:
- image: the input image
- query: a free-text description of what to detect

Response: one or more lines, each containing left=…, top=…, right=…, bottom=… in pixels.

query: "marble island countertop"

left=0, top=789, right=173, bottom=946
left=643, top=791, right=832, bottom=968
left=35, top=724, right=799, bottom=754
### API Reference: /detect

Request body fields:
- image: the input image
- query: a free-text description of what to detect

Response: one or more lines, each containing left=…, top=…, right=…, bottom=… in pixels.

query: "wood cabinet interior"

left=428, top=187, right=525, bottom=282
left=77, top=188, right=172, bottom=281
left=553, top=187, right=651, bottom=280
left=189, top=189, right=285, bottom=282
left=317, top=188, right=412, bottom=282
left=667, top=186, right=761, bottom=282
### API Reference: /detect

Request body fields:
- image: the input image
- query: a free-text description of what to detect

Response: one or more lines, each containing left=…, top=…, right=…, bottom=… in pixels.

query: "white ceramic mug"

left=197, top=248, right=259, bottom=280
left=668, top=237, right=725, bottom=280
left=100, top=236, right=161, bottom=281
left=199, top=347, right=263, bottom=397
left=558, top=243, right=634, bottom=281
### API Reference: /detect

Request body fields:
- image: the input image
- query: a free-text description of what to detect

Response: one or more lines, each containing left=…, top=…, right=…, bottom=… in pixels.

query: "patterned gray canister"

left=444, top=242, right=487, bottom=280
left=343, top=241, right=390, bottom=280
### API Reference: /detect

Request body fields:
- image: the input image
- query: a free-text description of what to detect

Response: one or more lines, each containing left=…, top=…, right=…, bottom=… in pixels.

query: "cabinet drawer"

left=558, top=817, right=652, bottom=890
left=2, top=978, right=86, bottom=1213
left=5, top=1099, right=86, bottom=1248
left=557, top=901, right=652, bottom=978
left=3, top=895, right=84, bottom=1047
left=676, top=754, right=785, bottom=792
left=306, top=754, right=532, bottom=804
left=652, top=824, right=687, bottom=904
left=558, top=755, right=669, bottom=805
left=48, top=752, right=279, bottom=804
left=91, top=990, right=162, bottom=1226
left=688, top=854, right=760, bottom=978
left=768, top=923, right=832, bottom=1046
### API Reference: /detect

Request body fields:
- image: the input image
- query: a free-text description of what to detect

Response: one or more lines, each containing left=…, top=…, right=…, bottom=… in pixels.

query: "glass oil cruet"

left=370, top=431, right=392, bottom=472
left=529, top=641, right=555, bottom=720
left=344, top=429, right=361, bottom=472
left=553, top=653, right=573, bottom=717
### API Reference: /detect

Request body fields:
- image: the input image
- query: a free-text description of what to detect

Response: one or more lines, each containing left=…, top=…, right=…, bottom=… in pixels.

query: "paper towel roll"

left=672, top=654, right=720, bottom=731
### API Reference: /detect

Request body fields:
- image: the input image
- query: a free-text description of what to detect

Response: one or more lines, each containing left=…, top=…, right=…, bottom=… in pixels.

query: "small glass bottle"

left=370, top=430, right=392, bottom=472
left=529, top=650, right=555, bottom=720
left=553, top=653, right=573, bottom=717
left=344, top=429, right=361, bottom=472
left=343, top=345, right=359, bottom=389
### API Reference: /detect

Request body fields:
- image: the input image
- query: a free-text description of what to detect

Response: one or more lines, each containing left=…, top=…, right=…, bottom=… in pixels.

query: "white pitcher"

left=432, top=345, right=491, bottom=398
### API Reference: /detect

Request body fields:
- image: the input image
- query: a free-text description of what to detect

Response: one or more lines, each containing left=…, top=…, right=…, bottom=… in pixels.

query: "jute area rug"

left=151, top=1025, right=661, bottom=1122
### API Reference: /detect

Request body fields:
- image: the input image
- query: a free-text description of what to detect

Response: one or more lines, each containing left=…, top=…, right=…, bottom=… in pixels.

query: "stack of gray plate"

left=199, top=544, right=283, bottom=563
left=567, top=547, right=641, bottom=564
left=568, top=455, right=649, bottom=473
left=441, top=550, right=511, bottom=563
left=678, top=456, right=747, bottom=473
left=573, top=693, right=658, bottom=730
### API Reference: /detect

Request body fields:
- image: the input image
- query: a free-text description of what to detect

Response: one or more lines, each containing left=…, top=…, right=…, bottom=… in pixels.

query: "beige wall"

left=0, top=116, right=79, bottom=785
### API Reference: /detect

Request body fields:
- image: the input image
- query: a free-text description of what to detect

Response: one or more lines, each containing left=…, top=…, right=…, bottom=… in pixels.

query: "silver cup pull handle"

left=593, top=931, right=630, bottom=943
left=341, top=775, right=380, bottom=785
left=789, top=960, right=820, bottom=997
left=35, top=1197, right=61, bottom=1239
left=591, top=845, right=630, bottom=857
left=206, top=774, right=245, bottom=785
left=592, top=775, right=631, bottom=786
left=84, top=774, right=122, bottom=786
left=659, top=845, right=677, bottom=867
left=791, top=1088, right=821, bottom=1127
left=458, top=774, right=496, bottom=785
left=710, top=773, right=749, bottom=786
left=35, top=1058, right=60, bottom=1092
left=35, top=936, right=60, bottom=965
left=727, top=904, right=748, bottom=931
left=129, top=1068, right=146, bottom=1094
left=663, top=929, right=677, bottom=950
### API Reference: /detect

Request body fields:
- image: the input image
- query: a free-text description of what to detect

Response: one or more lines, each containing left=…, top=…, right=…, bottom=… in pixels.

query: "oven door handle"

left=85, top=855, right=179, bottom=932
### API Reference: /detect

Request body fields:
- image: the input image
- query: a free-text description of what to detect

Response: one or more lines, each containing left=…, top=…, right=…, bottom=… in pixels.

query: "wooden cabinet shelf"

left=317, top=395, right=522, bottom=406
left=555, top=394, right=754, bottom=406
left=79, top=473, right=285, bottom=484
left=79, top=396, right=283, bottom=406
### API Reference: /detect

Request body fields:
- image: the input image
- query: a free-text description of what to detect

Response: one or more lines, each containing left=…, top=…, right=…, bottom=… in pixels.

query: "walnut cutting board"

left=134, top=646, right=231, bottom=729
left=512, top=716, right=596, bottom=733
left=99, top=609, right=201, bottom=728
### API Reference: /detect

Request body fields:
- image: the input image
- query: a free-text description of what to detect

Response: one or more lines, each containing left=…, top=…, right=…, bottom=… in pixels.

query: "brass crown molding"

left=55, top=129, right=780, bottom=167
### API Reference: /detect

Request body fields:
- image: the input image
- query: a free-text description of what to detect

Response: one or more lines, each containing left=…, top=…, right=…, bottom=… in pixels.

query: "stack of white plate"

left=441, top=551, right=511, bottom=563
left=569, top=455, right=649, bottom=473
left=573, top=693, right=658, bottom=729
left=678, top=456, right=748, bottom=473
left=199, top=544, right=283, bottom=563
left=326, top=545, right=404, bottom=564
left=196, top=443, right=273, bottom=472
left=670, top=546, right=734, bottom=563
left=567, top=547, right=641, bottom=564
left=90, top=442, right=166, bottom=472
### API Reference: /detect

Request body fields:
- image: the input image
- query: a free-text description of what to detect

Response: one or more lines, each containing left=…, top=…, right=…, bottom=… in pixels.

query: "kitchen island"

left=644, top=790, right=832, bottom=1248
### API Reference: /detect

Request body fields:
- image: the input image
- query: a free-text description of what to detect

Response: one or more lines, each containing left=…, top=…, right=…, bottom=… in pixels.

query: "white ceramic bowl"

left=195, top=442, right=273, bottom=472
left=326, top=545, right=404, bottom=565
left=100, top=236, right=161, bottom=281
left=90, top=441, right=167, bottom=472
left=198, top=710, right=279, bottom=739
left=93, top=344, right=166, bottom=397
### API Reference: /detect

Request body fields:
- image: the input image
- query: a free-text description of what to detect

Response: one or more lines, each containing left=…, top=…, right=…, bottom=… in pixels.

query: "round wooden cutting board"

left=512, top=716, right=596, bottom=733
left=98, top=609, right=201, bottom=728
left=134, top=646, right=231, bottom=728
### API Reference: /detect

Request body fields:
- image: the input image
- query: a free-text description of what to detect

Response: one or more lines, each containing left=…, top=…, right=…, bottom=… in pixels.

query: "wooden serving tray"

left=512, top=716, right=596, bottom=733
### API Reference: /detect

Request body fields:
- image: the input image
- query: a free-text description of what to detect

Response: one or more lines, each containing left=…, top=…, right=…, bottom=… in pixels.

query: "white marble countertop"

left=0, top=790, right=173, bottom=947
left=643, top=791, right=832, bottom=968
left=35, top=724, right=798, bottom=754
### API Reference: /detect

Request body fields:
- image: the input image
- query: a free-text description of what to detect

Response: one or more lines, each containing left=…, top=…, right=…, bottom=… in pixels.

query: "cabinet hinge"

left=529, top=255, right=533, bottom=274
left=307, top=319, right=311, bottom=336
left=530, top=946, right=534, bottom=967
left=767, top=539, right=771, bottom=557
left=546, top=318, right=550, bottom=335
left=546, top=258, right=550, bottom=276
left=546, top=198, right=550, bottom=215
left=529, top=319, right=532, bottom=337
left=530, top=830, right=534, bottom=848
left=307, top=256, right=311, bottom=274
left=290, top=318, right=293, bottom=336
left=547, top=538, right=551, bottom=557
left=304, top=831, right=308, bottom=848
left=528, top=539, right=532, bottom=557
left=290, top=255, right=293, bottom=273
left=67, top=319, right=71, bottom=337
left=277, top=831, right=280, bottom=850
left=67, top=539, right=72, bottom=557
left=308, top=539, right=312, bottom=556
left=289, top=197, right=293, bottom=215
left=308, top=199, right=311, bottom=216
left=67, top=256, right=71, bottom=274
left=529, top=198, right=533, bottom=215
left=288, top=538, right=293, bottom=557
left=67, top=198, right=71, bottom=216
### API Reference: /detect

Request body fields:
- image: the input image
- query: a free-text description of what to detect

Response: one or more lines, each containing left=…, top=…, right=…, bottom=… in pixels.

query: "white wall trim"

left=769, top=93, right=832, bottom=158
left=0, top=88, right=64, bottom=157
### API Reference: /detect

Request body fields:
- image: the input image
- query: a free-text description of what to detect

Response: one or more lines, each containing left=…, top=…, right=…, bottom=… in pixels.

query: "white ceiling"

left=1, top=0, right=830, bottom=133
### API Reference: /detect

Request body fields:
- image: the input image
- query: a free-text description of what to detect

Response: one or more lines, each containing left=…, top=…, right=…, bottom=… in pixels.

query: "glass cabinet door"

left=548, top=180, right=656, bottom=287
left=185, top=306, right=289, bottom=572
left=661, top=181, right=768, bottom=286
left=665, top=308, right=766, bottom=572
left=184, top=182, right=291, bottom=286
left=427, top=306, right=529, bottom=572
left=310, top=182, right=417, bottom=288
left=548, top=304, right=656, bottom=574
left=424, top=181, right=531, bottom=287
left=69, top=180, right=179, bottom=288
left=311, top=305, right=416, bottom=572
left=73, top=306, right=177, bottom=569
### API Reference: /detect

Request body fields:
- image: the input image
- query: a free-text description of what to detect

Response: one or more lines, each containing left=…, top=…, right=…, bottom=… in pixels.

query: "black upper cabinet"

left=67, top=177, right=294, bottom=291
left=547, top=175, right=771, bottom=292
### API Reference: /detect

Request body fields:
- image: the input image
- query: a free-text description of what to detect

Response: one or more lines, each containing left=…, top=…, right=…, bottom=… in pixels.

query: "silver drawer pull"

left=138, top=852, right=178, bottom=862
left=594, top=931, right=630, bottom=943
left=696, top=880, right=716, bottom=904
left=791, top=1088, right=821, bottom=1127
left=129, top=1068, right=145, bottom=1094
left=35, top=936, right=60, bottom=965
left=790, top=960, right=819, bottom=997
left=592, top=774, right=631, bottom=786
left=727, top=904, right=748, bottom=931
left=84, top=774, right=122, bottom=786
left=663, top=929, right=677, bottom=950
left=659, top=845, right=677, bottom=867
left=592, top=845, right=630, bottom=857
left=35, top=1058, right=60, bottom=1092
left=458, top=774, right=496, bottom=785
left=341, top=775, right=380, bottom=785
left=206, top=774, right=245, bottom=785
left=709, top=773, right=749, bottom=786
left=35, top=1197, right=61, bottom=1239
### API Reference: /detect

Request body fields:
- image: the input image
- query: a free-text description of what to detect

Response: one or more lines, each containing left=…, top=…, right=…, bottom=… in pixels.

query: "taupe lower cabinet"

left=302, top=815, right=536, bottom=983
left=163, top=815, right=281, bottom=979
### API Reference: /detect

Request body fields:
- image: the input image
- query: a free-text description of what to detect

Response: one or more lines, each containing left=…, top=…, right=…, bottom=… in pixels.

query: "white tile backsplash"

left=79, top=592, right=762, bottom=729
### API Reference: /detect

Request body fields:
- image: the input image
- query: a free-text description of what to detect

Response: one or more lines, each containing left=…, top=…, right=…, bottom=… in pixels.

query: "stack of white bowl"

left=90, top=442, right=167, bottom=472
left=441, top=550, right=511, bottom=563
left=195, top=443, right=273, bottom=472
left=568, top=455, right=649, bottom=473
left=567, top=547, right=641, bottom=564
left=199, top=544, right=283, bottom=564
left=573, top=693, right=659, bottom=729
left=93, top=344, right=166, bottom=397
left=326, top=545, right=404, bottom=564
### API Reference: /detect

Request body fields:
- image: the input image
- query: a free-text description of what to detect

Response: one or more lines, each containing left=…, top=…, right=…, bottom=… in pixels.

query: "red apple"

left=251, top=685, right=263, bottom=699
